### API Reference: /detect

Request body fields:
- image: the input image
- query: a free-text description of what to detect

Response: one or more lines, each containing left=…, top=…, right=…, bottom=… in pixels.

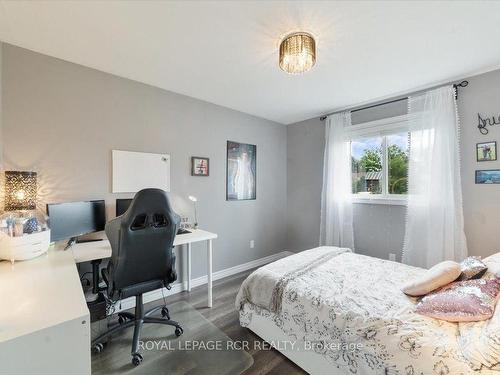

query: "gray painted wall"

left=287, top=69, right=500, bottom=260
left=460, top=69, right=500, bottom=259
left=3, top=42, right=500, bottom=273
left=1, top=44, right=288, bottom=278
left=286, top=117, right=406, bottom=259
left=286, top=117, right=324, bottom=253
left=0, top=43, right=3, bottom=170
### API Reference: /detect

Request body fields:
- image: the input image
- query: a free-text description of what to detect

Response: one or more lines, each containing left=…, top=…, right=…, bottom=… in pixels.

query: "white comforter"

left=236, top=247, right=498, bottom=375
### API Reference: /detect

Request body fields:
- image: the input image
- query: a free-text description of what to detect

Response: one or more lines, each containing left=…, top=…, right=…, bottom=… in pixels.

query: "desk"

left=0, top=246, right=90, bottom=375
left=72, top=229, right=218, bottom=307
left=0, top=228, right=217, bottom=375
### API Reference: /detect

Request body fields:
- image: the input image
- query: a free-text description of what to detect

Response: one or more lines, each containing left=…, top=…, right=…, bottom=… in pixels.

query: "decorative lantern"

left=0, top=171, right=50, bottom=263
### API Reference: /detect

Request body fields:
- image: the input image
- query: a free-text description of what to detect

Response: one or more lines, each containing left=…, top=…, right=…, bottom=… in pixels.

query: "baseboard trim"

left=115, top=250, right=293, bottom=312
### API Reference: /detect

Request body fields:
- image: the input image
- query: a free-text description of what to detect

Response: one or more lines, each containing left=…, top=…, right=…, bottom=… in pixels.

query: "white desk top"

left=0, top=229, right=217, bottom=343
left=0, top=245, right=89, bottom=343
left=172, top=229, right=217, bottom=246
left=72, top=229, right=217, bottom=264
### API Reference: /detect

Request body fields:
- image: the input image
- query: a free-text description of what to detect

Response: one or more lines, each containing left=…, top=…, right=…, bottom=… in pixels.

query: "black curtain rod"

left=319, top=80, right=469, bottom=121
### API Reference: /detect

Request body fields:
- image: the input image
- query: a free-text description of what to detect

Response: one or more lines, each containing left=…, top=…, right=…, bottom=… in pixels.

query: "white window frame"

left=348, top=115, right=411, bottom=206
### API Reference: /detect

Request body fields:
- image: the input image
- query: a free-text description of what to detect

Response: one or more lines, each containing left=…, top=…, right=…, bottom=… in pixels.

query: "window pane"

left=351, top=137, right=383, bottom=194
left=387, top=133, right=409, bottom=194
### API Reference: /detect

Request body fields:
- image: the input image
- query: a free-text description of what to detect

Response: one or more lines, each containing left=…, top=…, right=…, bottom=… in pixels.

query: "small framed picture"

left=477, top=141, right=497, bottom=162
left=475, top=169, right=500, bottom=184
left=191, top=157, right=209, bottom=176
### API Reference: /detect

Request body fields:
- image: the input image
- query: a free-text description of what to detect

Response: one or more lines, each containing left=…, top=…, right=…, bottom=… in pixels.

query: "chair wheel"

left=118, top=315, right=126, bottom=324
left=161, top=307, right=170, bottom=319
left=93, top=342, right=105, bottom=354
left=132, top=353, right=143, bottom=366
left=175, top=327, right=183, bottom=337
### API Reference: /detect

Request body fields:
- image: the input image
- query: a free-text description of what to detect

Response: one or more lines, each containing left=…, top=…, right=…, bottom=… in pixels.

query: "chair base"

left=91, top=294, right=183, bottom=366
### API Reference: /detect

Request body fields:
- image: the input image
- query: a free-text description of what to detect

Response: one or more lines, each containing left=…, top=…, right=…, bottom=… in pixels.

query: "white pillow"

left=484, top=252, right=500, bottom=278
left=401, top=260, right=461, bottom=296
left=484, top=252, right=500, bottom=262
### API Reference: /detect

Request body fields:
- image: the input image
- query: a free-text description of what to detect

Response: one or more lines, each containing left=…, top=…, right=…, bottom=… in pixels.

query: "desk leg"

left=207, top=239, right=213, bottom=308
left=91, top=259, right=102, bottom=294
left=187, top=243, right=192, bottom=292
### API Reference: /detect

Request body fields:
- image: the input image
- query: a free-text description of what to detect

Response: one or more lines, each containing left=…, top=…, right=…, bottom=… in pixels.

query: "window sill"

left=352, top=196, right=407, bottom=206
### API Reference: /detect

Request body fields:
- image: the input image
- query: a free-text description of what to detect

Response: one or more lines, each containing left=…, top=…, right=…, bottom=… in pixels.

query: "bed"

left=236, top=247, right=500, bottom=375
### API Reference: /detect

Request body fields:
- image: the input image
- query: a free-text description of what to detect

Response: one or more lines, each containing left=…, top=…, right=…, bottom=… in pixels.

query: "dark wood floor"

left=143, top=270, right=306, bottom=375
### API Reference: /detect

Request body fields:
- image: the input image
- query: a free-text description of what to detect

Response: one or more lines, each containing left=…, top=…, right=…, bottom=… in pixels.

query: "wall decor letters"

left=477, top=113, right=500, bottom=135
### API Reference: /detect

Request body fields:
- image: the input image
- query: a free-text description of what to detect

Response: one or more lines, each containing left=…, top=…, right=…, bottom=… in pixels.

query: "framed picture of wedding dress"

left=226, top=141, right=256, bottom=200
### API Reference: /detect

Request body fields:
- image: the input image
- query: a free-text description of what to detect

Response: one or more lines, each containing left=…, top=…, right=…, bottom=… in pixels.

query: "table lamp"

left=4, top=171, right=38, bottom=211
left=0, top=171, right=50, bottom=263
left=188, top=195, right=198, bottom=229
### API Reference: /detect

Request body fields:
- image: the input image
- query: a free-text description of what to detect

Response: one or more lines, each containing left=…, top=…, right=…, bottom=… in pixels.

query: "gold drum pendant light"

left=279, top=32, right=316, bottom=74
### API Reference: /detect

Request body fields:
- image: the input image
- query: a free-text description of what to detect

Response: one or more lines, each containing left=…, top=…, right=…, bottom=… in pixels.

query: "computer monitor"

left=116, top=198, right=132, bottom=217
left=46, top=200, right=106, bottom=242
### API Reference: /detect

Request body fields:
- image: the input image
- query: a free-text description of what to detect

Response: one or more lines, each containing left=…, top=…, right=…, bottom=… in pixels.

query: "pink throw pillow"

left=416, top=278, right=500, bottom=322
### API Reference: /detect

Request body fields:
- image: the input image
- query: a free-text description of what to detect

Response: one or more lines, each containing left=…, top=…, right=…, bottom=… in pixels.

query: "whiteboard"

left=112, top=150, right=170, bottom=193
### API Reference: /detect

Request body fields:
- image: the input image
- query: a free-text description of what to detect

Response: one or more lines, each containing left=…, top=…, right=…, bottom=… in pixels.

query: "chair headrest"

left=122, top=189, right=175, bottom=229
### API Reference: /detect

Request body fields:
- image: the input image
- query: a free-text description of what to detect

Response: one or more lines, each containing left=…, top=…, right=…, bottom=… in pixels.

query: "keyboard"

left=177, top=228, right=191, bottom=235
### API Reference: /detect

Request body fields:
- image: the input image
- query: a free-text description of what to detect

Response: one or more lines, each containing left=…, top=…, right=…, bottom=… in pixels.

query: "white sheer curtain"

left=320, top=112, right=354, bottom=249
left=402, top=86, right=467, bottom=268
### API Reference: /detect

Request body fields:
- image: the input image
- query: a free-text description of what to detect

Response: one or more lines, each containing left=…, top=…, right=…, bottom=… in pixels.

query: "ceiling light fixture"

left=279, top=32, right=316, bottom=75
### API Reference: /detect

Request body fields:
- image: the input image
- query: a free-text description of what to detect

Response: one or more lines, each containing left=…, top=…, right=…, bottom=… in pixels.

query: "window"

left=387, top=133, right=409, bottom=194
left=352, top=136, right=383, bottom=195
left=351, top=131, right=409, bottom=199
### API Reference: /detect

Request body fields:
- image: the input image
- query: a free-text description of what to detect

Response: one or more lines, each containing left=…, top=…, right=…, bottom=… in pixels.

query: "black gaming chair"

left=91, top=188, right=183, bottom=366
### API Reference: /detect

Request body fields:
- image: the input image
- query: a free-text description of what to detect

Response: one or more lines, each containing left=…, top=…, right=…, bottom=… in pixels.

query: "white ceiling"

left=1, top=1, right=500, bottom=124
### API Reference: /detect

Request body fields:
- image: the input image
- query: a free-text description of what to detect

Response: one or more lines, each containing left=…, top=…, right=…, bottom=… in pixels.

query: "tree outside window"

left=351, top=133, right=408, bottom=196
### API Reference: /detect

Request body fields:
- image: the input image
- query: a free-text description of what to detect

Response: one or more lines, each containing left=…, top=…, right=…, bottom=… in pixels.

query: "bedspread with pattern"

left=236, top=247, right=498, bottom=374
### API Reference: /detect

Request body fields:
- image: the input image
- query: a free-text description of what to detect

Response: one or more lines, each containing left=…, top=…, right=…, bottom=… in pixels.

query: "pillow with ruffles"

left=416, top=278, right=500, bottom=322
left=402, top=260, right=461, bottom=296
